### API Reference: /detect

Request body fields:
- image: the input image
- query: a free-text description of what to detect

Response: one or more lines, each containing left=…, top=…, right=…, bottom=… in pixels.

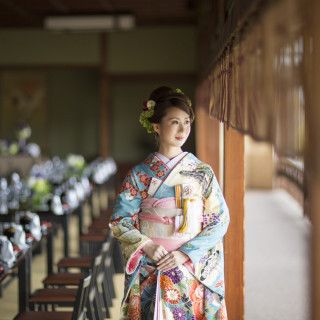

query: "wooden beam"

left=0, top=65, right=99, bottom=70
left=97, top=0, right=116, bottom=11
left=45, top=0, right=69, bottom=13
left=223, top=125, right=245, bottom=320
left=109, top=73, right=196, bottom=82
left=99, top=33, right=109, bottom=158
left=0, top=0, right=36, bottom=22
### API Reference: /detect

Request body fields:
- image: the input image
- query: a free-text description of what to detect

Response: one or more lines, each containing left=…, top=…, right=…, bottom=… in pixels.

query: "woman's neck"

left=157, top=146, right=183, bottom=160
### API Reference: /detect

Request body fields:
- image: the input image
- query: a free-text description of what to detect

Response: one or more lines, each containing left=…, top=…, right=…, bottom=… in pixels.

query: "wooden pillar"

left=195, top=80, right=220, bottom=181
left=224, top=125, right=245, bottom=320
left=195, top=81, right=244, bottom=318
left=310, top=1, right=320, bottom=318
left=311, top=183, right=320, bottom=320
left=308, top=71, right=320, bottom=320
left=99, top=33, right=109, bottom=158
left=196, top=107, right=220, bottom=180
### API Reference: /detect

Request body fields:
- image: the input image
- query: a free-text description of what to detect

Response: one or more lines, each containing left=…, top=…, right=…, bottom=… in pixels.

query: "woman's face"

left=153, top=107, right=191, bottom=150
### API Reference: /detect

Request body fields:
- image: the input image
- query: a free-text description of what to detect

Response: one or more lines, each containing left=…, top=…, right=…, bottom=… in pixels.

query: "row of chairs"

left=15, top=234, right=117, bottom=320
left=14, top=275, right=90, bottom=320
left=14, top=179, right=123, bottom=319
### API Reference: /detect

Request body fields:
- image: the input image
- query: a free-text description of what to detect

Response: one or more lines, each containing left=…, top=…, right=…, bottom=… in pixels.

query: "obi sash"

left=139, top=197, right=203, bottom=252
left=139, top=197, right=203, bottom=320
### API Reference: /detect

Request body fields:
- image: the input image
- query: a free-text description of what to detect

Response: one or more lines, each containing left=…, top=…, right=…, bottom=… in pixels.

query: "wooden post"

left=311, top=182, right=320, bottom=320
left=310, top=1, right=320, bottom=318
left=195, top=80, right=220, bottom=181
left=224, top=125, right=245, bottom=320
left=195, top=107, right=220, bottom=180
left=99, top=33, right=109, bottom=158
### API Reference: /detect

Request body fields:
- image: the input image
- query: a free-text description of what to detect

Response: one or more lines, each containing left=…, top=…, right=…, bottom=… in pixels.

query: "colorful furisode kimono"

left=109, top=152, right=230, bottom=320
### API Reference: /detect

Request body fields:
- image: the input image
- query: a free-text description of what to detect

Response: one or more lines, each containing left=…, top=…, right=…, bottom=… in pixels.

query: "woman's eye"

left=185, top=120, right=190, bottom=124
left=172, top=121, right=179, bottom=124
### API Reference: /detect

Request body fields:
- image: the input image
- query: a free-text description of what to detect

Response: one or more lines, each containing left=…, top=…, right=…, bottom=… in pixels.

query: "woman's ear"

left=152, top=123, right=160, bottom=134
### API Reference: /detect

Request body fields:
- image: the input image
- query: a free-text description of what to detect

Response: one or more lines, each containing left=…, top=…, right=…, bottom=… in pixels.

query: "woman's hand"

left=157, top=251, right=189, bottom=272
left=142, top=242, right=168, bottom=262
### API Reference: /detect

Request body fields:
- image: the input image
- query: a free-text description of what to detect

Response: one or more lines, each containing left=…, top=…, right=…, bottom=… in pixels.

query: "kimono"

left=109, top=152, right=230, bottom=320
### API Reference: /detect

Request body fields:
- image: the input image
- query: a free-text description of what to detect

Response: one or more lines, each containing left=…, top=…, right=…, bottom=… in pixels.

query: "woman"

left=109, top=86, right=230, bottom=320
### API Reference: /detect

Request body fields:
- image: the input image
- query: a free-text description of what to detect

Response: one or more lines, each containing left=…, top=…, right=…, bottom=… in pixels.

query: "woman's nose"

left=179, top=124, right=188, bottom=132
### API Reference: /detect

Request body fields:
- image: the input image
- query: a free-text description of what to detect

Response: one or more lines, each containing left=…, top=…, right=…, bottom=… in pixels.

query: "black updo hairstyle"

left=148, top=86, right=195, bottom=125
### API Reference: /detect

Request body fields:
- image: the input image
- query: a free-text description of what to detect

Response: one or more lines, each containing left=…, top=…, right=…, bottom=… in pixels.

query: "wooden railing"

left=275, top=157, right=305, bottom=213
left=276, top=158, right=304, bottom=189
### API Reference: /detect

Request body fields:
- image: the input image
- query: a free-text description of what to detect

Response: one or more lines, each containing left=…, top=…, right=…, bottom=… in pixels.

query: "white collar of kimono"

left=154, top=151, right=188, bottom=169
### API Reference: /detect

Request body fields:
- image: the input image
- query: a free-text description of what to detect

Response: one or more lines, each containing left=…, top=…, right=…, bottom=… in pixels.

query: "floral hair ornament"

left=139, top=99, right=156, bottom=133
left=174, top=88, right=192, bottom=106
left=174, top=88, right=183, bottom=94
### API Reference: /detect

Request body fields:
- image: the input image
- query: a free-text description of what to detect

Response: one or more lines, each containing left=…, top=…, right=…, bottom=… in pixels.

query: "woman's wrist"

left=141, top=240, right=153, bottom=253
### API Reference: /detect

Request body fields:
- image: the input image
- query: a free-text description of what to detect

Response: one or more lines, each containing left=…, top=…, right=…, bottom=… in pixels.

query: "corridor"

left=245, top=189, right=311, bottom=320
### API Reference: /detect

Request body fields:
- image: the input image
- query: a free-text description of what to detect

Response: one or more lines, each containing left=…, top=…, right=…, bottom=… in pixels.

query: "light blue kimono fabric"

left=109, top=152, right=230, bottom=318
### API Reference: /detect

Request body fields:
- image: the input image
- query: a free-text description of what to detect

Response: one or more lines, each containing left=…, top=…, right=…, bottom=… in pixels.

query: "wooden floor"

left=245, top=189, right=310, bottom=320
left=0, top=200, right=124, bottom=320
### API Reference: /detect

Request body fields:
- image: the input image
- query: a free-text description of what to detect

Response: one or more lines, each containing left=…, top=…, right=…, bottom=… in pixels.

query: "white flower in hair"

left=146, top=100, right=156, bottom=109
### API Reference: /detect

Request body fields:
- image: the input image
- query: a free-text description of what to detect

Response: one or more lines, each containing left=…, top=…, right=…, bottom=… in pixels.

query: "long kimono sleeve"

left=179, top=169, right=230, bottom=293
left=109, top=169, right=152, bottom=274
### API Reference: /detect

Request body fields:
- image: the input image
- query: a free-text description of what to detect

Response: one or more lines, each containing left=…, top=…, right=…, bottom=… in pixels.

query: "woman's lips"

left=176, top=137, right=184, bottom=141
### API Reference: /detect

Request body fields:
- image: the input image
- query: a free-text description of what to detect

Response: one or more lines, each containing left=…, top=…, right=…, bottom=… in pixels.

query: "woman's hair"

left=148, top=86, right=194, bottom=124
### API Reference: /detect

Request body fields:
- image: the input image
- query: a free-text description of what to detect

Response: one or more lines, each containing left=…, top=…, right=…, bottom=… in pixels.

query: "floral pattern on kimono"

left=109, top=152, right=230, bottom=320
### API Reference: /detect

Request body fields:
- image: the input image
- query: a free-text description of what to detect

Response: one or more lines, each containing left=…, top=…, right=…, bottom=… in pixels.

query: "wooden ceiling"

left=0, top=0, right=198, bottom=28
